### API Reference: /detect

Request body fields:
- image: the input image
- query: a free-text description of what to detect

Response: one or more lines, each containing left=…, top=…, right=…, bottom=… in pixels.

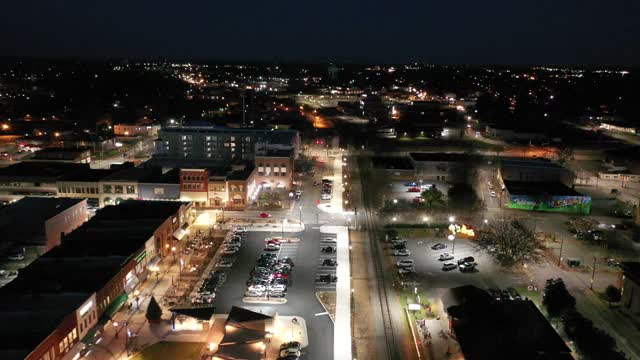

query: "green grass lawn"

left=130, top=341, right=204, bottom=360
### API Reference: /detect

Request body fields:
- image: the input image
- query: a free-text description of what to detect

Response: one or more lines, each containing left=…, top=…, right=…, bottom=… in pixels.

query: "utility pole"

left=590, top=256, right=597, bottom=290
left=557, top=235, right=564, bottom=266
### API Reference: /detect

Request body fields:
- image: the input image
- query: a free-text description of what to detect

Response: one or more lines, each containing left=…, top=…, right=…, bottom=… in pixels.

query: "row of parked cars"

left=245, top=253, right=294, bottom=298
left=279, top=341, right=303, bottom=360
left=386, top=229, right=411, bottom=256
left=315, top=178, right=333, bottom=200
left=431, top=243, right=477, bottom=272
left=192, top=227, right=248, bottom=304
left=487, top=287, right=522, bottom=301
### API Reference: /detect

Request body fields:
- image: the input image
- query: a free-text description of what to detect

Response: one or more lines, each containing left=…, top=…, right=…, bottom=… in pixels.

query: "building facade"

left=114, top=124, right=160, bottom=138
left=153, top=125, right=299, bottom=167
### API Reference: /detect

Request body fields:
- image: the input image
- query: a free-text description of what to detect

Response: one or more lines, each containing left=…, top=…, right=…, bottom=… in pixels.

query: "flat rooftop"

left=0, top=200, right=186, bottom=354
left=0, top=197, right=85, bottom=246
left=409, top=152, right=471, bottom=162
left=501, top=158, right=565, bottom=169
left=504, top=181, right=582, bottom=196
left=0, top=161, right=88, bottom=179
left=372, top=156, right=415, bottom=170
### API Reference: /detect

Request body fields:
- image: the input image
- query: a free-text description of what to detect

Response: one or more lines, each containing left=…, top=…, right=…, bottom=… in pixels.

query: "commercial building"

left=600, top=122, right=638, bottom=135
left=56, top=168, right=116, bottom=207
left=0, top=200, right=189, bottom=360
left=152, top=125, right=299, bottom=168
left=113, top=123, right=160, bottom=138
left=0, top=162, right=89, bottom=203
left=619, top=262, right=640, bottom=317
left=499, top=159, right=590, bottom=214
left=29, top=147, right=92, bottom=164
left=138, top=169, right=181, bottom=201
left=409, top=152, right=475, bottom=182
left=442, top=285, right=572, bottom=360
left=499, top=159, right=575, bottom=186
left=253, top=149, right=294, bottom=190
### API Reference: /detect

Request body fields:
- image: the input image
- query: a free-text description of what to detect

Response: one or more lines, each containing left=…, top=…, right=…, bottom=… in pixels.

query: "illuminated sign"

left=448, top=224, right=475, bottom=237
left=79, top=301, right=93, bottom=317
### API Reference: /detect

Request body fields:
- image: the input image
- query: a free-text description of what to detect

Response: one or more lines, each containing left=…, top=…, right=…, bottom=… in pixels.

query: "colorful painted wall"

left=508, top=194, right=592, bottom=215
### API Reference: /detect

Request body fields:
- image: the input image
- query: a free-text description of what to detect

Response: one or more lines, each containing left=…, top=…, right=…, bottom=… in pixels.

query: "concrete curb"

left=242, top=297, right=288, bottom=304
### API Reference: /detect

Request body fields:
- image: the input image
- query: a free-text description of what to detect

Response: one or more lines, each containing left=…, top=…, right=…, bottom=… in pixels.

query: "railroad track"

left=357, top=155, right=399, bottom=360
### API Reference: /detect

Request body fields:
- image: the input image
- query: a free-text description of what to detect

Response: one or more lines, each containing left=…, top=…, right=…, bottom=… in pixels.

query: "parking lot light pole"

left=448, top=234, right=456, bottom=255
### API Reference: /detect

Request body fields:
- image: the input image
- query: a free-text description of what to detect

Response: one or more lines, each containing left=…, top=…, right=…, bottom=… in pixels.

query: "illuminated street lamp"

left=448, top=216, right=455, bottom=223
left=392, top=217, right=397, bottom=222
left=393, top=199, right=398, bottom=204
left=422, top=216, right=430, bottom=223
left=448, top=233, right=457, bottom=255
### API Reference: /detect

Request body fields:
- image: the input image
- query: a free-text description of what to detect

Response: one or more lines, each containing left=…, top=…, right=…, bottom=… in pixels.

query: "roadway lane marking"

left=315, top=311, right=329, bottom=317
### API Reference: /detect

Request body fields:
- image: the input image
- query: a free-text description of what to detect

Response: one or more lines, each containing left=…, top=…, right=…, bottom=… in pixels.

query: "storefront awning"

left=103, top=293, right=128, bottom=319
left=173, top=228, right=187, bottom=241
left=81, top=327, right=99, bottom=345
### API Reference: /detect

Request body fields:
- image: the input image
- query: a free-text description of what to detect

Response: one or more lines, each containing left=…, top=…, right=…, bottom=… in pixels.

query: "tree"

left=543, top=278, right=576, bottom=317
left=477, top=218, right=545, bottom=266
left=145, top=296, right=162, bottom=322
left=420, top=187, right=444, bottom=208
left=605, top=285, right=622, bottom=308
left=557, top=147, right=574, bottom=165
left=447, top=183, right=481, bottom=211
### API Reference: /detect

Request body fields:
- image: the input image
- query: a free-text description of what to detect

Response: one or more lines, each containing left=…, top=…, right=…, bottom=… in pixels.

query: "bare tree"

left=478, top=217, right=546, bottom=266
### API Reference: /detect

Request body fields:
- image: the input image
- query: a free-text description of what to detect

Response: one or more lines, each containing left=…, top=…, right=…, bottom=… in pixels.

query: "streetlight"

left=483, top=219, right=489, bottom=225
left=448, top=233, right=457, bottom=255
left=393, top=199, right=398, bottom=204
left=423, top=216, right=430, bottom=223
left=392, top=217, right=397, bottom=222
left=448, top=216, right=455, bottom=223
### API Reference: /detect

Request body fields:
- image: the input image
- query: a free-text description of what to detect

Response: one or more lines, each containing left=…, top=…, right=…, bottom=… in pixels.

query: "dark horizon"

left=2, top=0, right=639, bottom=65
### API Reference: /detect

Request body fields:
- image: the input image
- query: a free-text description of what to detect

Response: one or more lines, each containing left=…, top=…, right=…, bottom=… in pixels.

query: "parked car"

left=431, top=243, right=447, bottom=250
left=322, top=179, right=333, bottom=185
left=215, top=259, right=233, bottom=268
left=392, top=243, right=406, bottom=250
left=248, top=284, right=267, bottom=292
left=222, top=247, right=238, bottom=255
left=317, top=274, right=338, bottom=283
left=393, top=249, right=411, bottom=256
left=320, top=237, right=337, bottom=243
left=234, top=226, right=248, bottom=233
left=396, top=259, right=415, bottom=268
left=321, top=193, right=332, bottom=200
left=442, top=262, right=458, bottom=271
left=321, top=259, right=337, bottom=266
left=280, top=257, right=295, bottom=267
left=280, top=341, right=301, bottom=351
left=457, top=256, right=475, bottom=265
left=321, top=246, right=336, bottom=253
left=506, top=287, right=521, bottom=300
left=279, top=349, right=301, bottom=359
left=408, top=187, right=421, bottom=192
left=398, top=267, right=416, bottom=275
left=458, top=262, right=475, bottom=272
left=439, top=253, right=454, bottom=261
left=268, top=290, right=286, bottom=298
left=490, top=191, right=497, bottom=197
left=404, top=181, right=418, bottom=187
left=385, top=229, right=400, bottom=241
left=259, top=212, right=271, bottom=218
left=245, top=289, right=265, bottom=297
left=268, top=283, right=287, bottom=292
left=264, top=243, right=281, bottom=251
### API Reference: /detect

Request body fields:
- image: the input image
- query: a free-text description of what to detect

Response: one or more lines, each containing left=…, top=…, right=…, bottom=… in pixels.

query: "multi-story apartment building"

left=152, top=125, right=299, bottom=167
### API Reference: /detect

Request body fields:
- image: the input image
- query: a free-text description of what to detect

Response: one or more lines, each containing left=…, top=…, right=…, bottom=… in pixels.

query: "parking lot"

left=383, top=231, right=525, bottom=291
left=207, top=228, right=334, bottom=360
left=387, top=179, right=450, bottom=204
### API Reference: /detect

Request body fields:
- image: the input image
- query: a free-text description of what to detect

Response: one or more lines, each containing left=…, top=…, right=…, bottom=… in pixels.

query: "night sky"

left=2, top=0, right=639, bottom=64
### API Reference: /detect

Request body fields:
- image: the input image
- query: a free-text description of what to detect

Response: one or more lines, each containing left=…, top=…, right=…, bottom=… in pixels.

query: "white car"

left=215, top=260, right=233, bottom=268
left=439, top=253, right=454, bottom=261
left=280, top=349, right=301, bottom=358
left=320, top=237, right=337, bottom=243
left=247, top=284, right=267, bottom=292
left=245, top=289, right=265, bottom=297
left=394, top=249, right=411, bottom=256
left=222, top=247, right=239, bottom=255
left=268, top=283, right=287, bottom=292
left=295, top=190, right=303, bottom=196
left=490, top=191, right=497, bottom=197
left=398, top=267, right=416, bottom=275
left=321, top=193, right=332, bottom=200
left=264, top=243, right=281, bottom=251
left=442, top=262, right=457, bottom=271
left=234, top=226, right=248, bottom=233
left=396, top=259, right=415, bottom=268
